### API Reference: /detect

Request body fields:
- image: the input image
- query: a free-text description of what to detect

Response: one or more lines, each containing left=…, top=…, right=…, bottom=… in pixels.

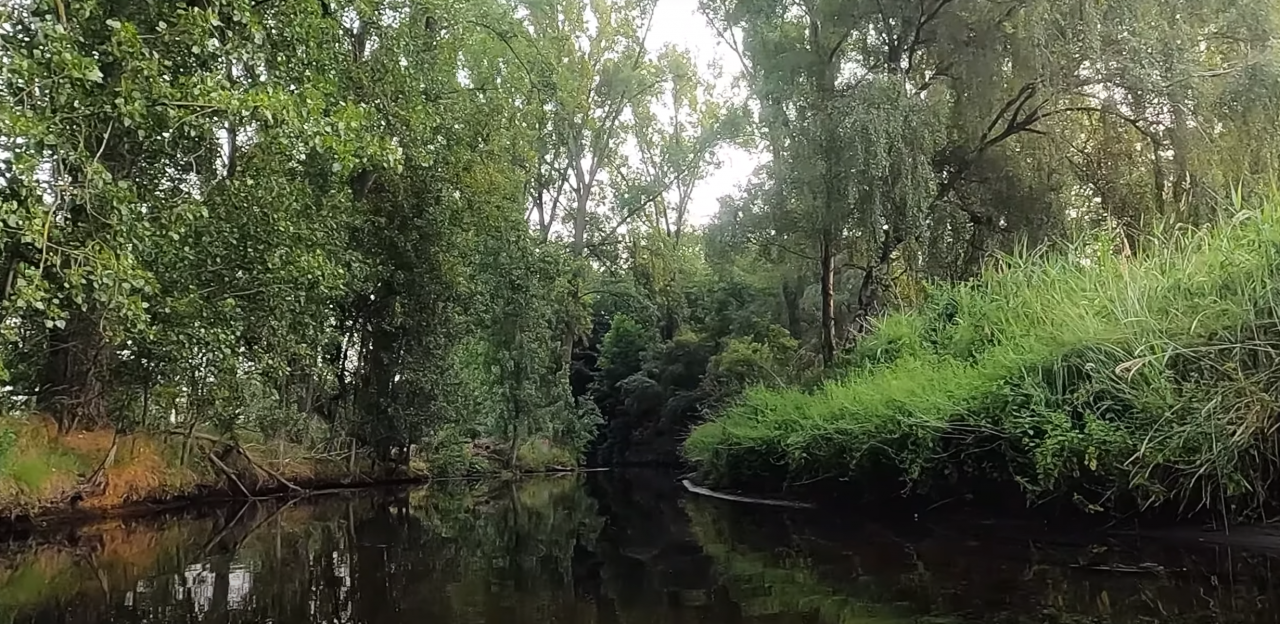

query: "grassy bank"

left=686, top=199, right=1280, bottom=519
left=0, top=416, right=378, bottom=518
left=0, top=414, right=586, bottom=520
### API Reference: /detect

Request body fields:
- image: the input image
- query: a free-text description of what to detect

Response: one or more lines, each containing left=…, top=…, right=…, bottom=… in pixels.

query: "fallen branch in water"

left=207, top=451, right=255, bottom=499
left=201, top=500, right=255, bottom=554
left=250, top=456, right=305, bottom=493
left=165, top=430, right=304, bottom=493
left=1069, top=562, right=1176, bottom=573
left=681, top=479, right=816, bottom=509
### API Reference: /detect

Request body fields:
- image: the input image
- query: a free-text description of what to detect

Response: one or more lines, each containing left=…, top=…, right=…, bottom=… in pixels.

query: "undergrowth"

left=515, top=438, right=576, bottom=472
left=685, top=196, right=1280, bottom=519
left=0, top=413, right=569, bottom=517
left=0, top=415, right=357, bottom=516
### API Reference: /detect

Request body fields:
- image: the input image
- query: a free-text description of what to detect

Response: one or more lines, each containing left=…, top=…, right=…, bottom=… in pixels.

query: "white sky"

left=647, top=0, right=762, bottom=226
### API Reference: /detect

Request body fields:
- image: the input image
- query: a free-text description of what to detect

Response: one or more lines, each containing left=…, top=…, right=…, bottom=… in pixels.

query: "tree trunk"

left=781, top=278, right=803, bottom=340
left=286, top=356, right=315, bottom=416
left=1148, top=134, right=1167, bottom=220
left=962, top=212, right=993, bottom=281
left=555, top=271, right=579, bottom=374
left=811, top=13, right=845, bottom=368
left=506, top=361, right=524, bottom=471
left=1169, top=90, right=1196, bottom=221
left=818, top=235, right=837, bottom=367
left=354, top=287, right=399, bottom=444
left=39, top=308, right=110, bottom=433
left=660, top=304, right=679, bottom=341
left=851, top=228, right=905, bottom=340
left=572, top=192, right=589, bottom=256
left=563, top=185, right=589, bottom=372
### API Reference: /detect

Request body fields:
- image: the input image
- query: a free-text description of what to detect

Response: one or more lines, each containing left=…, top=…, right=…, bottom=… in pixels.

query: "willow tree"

left=702, top=0, right=1279, bottom=364
left=700, top=0, right=950, bottom=364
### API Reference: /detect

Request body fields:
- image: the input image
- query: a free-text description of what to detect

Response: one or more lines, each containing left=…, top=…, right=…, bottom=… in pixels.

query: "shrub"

left=597, top=314, right=658, bottom=388
left=516, top=438, right=575, bottom=472
left=705, top=326, right=802, bottom=393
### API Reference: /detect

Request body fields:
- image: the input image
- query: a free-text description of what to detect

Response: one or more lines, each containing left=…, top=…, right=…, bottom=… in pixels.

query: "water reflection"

left=687, top=499, right=1280, bottom=624
left=0, top=472, right=1276, bottom=624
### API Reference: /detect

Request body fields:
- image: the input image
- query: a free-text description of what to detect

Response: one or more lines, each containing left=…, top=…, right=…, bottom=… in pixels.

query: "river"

left=0, top=471, right=1276, bottom=623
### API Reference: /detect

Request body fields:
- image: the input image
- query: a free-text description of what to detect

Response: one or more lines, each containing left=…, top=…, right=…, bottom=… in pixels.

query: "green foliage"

left=687, top=195, right=1280, bottom=519
left=705, top=327, right=801, bottom=394
left=597, top=315, right=658, bottom=388
left=0, top=0, right=1276, bottom=505
left=515, top=439, right=576, bottom=472
left=418, top=426, right=490, bottom=478
left=7, top=456, right=69, bottom=494
left=0, top=0, right=613, bottom=470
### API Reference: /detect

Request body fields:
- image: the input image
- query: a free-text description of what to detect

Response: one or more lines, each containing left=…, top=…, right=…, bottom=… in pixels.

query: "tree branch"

left=979, top=81, right=1039, bottom=147
left=904, top=0, right=956, bottom=75
left=752, top=236, right=818, bottom=261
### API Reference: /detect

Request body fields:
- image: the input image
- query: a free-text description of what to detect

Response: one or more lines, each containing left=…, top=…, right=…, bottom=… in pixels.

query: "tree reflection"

left=3, top=475, right=1279, bottom=624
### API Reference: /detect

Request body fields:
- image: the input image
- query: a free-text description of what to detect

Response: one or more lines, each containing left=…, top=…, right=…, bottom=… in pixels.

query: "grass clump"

left=515, top=438, right=576, bottom=472
left=0, top=419, right=89, bottom=510
left=686, top=198, right=1280, bottom=519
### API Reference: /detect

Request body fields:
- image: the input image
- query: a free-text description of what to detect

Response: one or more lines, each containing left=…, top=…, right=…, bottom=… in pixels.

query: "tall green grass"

left=685, top=197, right=1280, bottom=518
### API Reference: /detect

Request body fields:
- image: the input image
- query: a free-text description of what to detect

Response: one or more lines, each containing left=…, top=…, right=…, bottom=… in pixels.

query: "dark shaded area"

left=577, top=316, right=719, bottom=469
left=3, top=471, right=1278, bottom=624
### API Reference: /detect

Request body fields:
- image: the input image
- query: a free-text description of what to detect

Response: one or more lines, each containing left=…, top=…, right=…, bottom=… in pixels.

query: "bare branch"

left=980, top=81, right=1039, bottom=146
left=903, top=0, right=957, bottom=75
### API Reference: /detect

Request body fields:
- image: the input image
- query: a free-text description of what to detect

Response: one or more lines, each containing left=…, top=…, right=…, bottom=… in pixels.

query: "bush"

left=516, top=438, right=575, bottom=472
left=705, top=326, right=802, bottom=393
left=686, top=197, right=1280, bottom=519
left=597, top=314, right=658, bottom=389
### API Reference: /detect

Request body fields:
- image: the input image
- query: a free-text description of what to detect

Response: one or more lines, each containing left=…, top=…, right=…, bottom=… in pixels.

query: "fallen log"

left=70, top=432, right=119, bottom=503
left=681, top=479, right=816, bottom=509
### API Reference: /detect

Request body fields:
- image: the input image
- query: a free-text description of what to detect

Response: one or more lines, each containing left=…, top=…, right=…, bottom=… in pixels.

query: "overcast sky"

left=647, top=0, right=762, bottom=226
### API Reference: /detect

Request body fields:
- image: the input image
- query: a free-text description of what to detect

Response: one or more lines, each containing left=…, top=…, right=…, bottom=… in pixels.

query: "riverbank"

left=685, top=202, right=1280, bottom=521
left=0, top=415, right=580, bottom=526
left=0, top=416, right=413, bottom=521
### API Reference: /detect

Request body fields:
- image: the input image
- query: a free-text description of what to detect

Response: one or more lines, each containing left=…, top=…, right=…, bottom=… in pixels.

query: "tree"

left=699, top=0, right=1279, bottom=365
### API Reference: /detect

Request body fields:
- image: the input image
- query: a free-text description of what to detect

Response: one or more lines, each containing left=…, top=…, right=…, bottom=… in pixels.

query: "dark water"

left=1, top=472, right=1277, bottom=624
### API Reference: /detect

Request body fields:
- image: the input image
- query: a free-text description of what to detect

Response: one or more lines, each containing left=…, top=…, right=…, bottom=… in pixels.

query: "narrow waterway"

left=1, top=471, right=1276, bottom=623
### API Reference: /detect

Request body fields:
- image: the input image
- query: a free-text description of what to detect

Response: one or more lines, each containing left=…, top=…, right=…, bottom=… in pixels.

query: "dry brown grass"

left=0, top=414, right=376, bottom=517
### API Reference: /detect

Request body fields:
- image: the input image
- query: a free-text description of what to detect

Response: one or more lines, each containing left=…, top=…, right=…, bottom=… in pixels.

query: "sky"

left=646, top=0, right=762, bottom=226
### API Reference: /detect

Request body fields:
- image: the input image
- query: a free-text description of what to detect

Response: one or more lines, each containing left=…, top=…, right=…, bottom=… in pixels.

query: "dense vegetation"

left=688, top=203, right=1280, bottom=517
left=1, top=0, right=1279, bottom=515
